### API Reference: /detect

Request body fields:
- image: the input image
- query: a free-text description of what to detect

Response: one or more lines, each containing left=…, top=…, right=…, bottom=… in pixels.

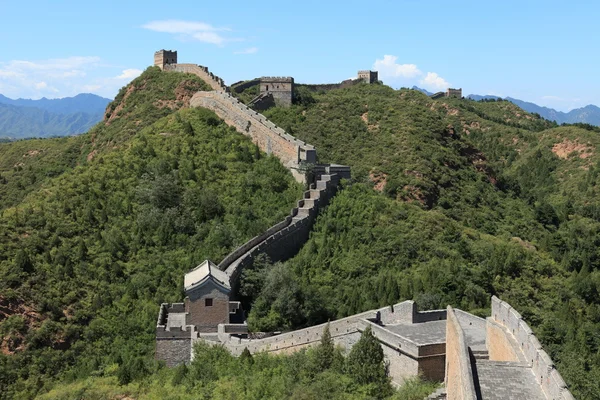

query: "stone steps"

left=471, top=349, right=489, bottom=360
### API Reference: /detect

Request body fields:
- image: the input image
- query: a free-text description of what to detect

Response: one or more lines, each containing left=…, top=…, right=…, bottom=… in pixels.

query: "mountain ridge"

left=0, top=93, right=111, bottom=139
left=413, top=86, right=600, bottom=126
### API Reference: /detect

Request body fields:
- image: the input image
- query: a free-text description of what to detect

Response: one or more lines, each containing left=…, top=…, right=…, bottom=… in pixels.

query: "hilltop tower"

left=260, top=77, right=294, bottom=107
left=154, top=49, right=178, bottom=70
left=446, top=88, right=462, bottom=98
left=358, top=70, right=378, bottom=84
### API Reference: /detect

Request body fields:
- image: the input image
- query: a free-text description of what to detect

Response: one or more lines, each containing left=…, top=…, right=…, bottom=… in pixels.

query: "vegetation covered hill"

left=250, top=85, right=600, bottom=398
left=2, top=71, right=600, bottom=399
left=0, top=69, right=303, bottom=399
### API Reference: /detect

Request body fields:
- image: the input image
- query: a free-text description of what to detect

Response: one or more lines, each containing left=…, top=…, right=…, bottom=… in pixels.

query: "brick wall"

left=486, top=318, right=521, bottom=361
left=165, top=64, right=227, bottom=92
left=445, top=306, right=477, bottom=400
left=190, top=91, right=316, bottom=183
left=489, top=296, right=575, bottom=400
left=155, top=338, right=191, bottom=367
left=185, top=284, right=230, bottom=333
left=223, top=174, right=341, bottom=291
left=207, top=301, right=443, bottom=386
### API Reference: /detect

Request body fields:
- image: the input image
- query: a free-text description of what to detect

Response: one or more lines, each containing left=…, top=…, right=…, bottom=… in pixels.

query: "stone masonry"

left=358, top=70, right=378, bottom=83
left=444, top=298, right=575, bottom=400
left=152, top=53, right=569, bottom=398
left=259, top=77, right=294, bottom=107
left=446, top=88, right=462, bottom=98
left=190, top=90, right=316, bottom=182
left=154, top=49, right=177, bottom=70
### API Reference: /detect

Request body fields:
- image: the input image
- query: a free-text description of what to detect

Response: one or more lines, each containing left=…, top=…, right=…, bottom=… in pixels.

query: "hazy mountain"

left=0, top=93, right=110, bottom=138
left=464, top=93, right=600, bottom=126
left=504, top=97, right=600, bottom=126
left=412, top=86, right=434, bottom=96
left=412, top=86, right=600, bottom=127
left=0, top=93, right=110, bottom=115
left=0, top=103, right=103, bottom=139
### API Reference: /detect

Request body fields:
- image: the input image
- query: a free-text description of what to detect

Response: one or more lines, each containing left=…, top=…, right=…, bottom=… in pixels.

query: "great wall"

left=152, top=50, right=574, bottom=399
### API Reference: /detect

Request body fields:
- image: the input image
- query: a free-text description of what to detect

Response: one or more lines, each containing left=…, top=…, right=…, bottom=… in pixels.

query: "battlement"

left=261, top=76, right=294, bottom=83
left=489, top=296, right=575, bottom=400
left=260, top=77, right=294, bottom=107
left=357, top=70, right=378, bottom=84
left=446, top=88, right=462, bottom=98
left=154, top=49, right=177, bottom=70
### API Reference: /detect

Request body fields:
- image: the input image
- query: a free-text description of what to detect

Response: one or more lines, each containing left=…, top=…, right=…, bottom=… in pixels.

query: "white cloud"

left=234, top=47, right=258, bottom=55
left=142, top=19, right=241, bottom=46
left=116, top=69, right=143, bottom=80
left=142, top=20, right=227, bottom=34
left=0, top=56, right=142, bottom=99
left=374, top=55, right=422, bottom=78
left=0, top=56, right=101, bottom=99
left=373, top=54, right=451, bottom=92
left=420, top=72, right=450, bottom=91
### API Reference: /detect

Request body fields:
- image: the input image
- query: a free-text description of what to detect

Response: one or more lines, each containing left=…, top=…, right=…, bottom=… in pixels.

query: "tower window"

left=205, top=298, right=213, bottom=307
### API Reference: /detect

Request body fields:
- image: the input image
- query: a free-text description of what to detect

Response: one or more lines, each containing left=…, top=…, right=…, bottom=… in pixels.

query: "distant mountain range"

left=412, top=86, right=600, bottom=126
left=0, top=93, right=111, bottom=139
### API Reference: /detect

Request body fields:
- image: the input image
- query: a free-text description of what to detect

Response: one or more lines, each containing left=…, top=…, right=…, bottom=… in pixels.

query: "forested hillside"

left=0, top=68, right=303, bottom=399
left=250, top=85, right=600, bottom=398
left=2, top=72, right=600, bottom=399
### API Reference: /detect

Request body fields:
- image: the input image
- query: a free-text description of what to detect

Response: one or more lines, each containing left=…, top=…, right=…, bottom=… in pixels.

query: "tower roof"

left=184, top=259, right=230, bottom=292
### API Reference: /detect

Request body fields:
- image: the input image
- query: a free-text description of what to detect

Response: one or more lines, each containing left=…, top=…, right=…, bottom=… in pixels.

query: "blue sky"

left=0, top=0, right=597, bottom=111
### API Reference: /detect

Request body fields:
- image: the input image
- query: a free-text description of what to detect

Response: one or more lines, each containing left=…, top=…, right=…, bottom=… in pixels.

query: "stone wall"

left=357, top=70, right=378, bottom=84
left=230, top=78, right=260, bottom=93
left=190, top=90, right=316, bottom=182
left=185, top=283, right=230, bottom=333
left=445, top=306, right=477, bottom=400
left=489, top=296, right=575, bottom=400
left=165, top=63, right=228, bottom=92
left=379, top=300, right=446, bottom=324
left=260, top=77, right=293, bottom=107
left=446, top=88, right=462, bottom=98
left=223, top=173, right=341, bottom=291
left=248, top=93, right=275, bottom=111
left=486, top=318, right=522, bottom=362
left=155, top=337, right=192, bottom=367
left=154, top=50, right=177, bottom=70
left=298, top=79, right=360, bottom=92
left=207, top=301, right=445, bottom=386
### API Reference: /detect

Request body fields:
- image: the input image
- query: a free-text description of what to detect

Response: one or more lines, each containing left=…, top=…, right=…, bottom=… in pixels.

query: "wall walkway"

left=190, top=91, right=316, bottom=182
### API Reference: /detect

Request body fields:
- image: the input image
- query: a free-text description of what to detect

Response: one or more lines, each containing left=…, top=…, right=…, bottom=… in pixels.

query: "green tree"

left=311, top=322, right=335, bottom=373
left=346, top=326, right=389, bottom=389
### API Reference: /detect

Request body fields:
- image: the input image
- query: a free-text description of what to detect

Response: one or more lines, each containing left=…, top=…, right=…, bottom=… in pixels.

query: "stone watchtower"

left=260, top=77, right=294, bottom=107
left=446, top=88, right=462, bottom=98
left=154, top=49, right=178, bottom=70
left=183, top=260, right=232, bottom=332
left=358, top=70, right=378, bottom=84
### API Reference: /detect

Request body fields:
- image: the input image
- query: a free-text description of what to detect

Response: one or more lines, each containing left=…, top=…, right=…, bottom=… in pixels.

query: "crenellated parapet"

left=190, top=90, right=316, bottom=182
left=489, top=296, right=575, bottom=400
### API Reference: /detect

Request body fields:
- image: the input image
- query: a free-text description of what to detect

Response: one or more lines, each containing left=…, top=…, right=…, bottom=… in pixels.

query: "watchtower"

left=154, top=50, right=178, bottom=70
left=183, top=260, right=232, bottom=332
left=358, top=70, right=378, bottom=84
left=260, top=77, right=294, bottom=107
left=446, top=88, right=462, bottom=98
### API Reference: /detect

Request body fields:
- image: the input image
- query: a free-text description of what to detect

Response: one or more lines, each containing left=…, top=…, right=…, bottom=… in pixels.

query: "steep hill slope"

left=0, top=71, right=301, bottom=399
left=256, top=85, right=600, bottom=398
